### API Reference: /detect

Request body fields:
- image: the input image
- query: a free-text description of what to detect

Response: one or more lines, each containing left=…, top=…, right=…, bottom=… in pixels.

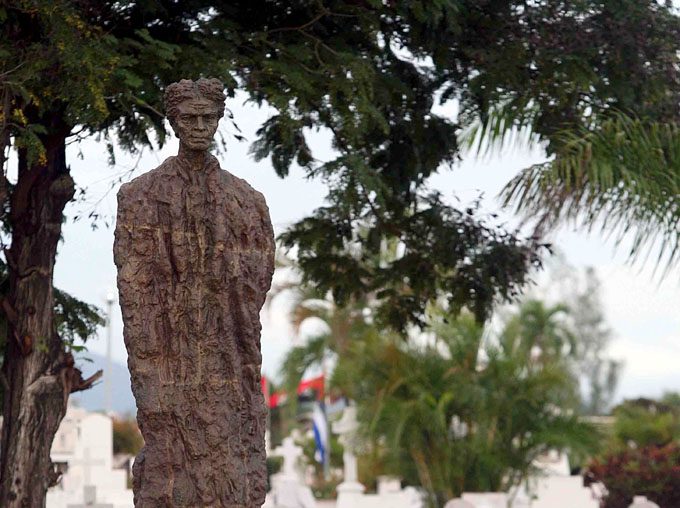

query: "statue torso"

left=114, top=154, right=274, bottom=506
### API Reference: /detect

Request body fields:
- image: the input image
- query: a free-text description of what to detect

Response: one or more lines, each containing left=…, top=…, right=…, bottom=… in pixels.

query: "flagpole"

left=322, top=358, right=330, bottom=481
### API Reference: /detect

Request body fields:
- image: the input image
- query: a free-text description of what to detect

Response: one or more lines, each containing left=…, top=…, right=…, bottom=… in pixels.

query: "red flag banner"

left=266, top=375, right=325, bottom=409
left=296, top=375, right=324, bottom=400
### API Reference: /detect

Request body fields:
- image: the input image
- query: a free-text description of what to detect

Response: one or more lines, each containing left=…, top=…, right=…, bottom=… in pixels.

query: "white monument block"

left=530, top=476, right=598, bottom=508
left=444, top=499, right=475, bottom=508
left=46, top=403, right=133, bottom=508
left=461, top=492, right=508, bottom=508
left=629, top=496, right=660, bottom=508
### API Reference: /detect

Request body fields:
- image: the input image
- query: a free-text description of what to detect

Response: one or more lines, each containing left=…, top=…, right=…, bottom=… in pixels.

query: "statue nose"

left=196, top=116, right=205, bottom=129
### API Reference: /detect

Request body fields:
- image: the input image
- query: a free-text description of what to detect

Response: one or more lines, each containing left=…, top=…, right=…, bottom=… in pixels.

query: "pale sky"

left=53, top=93, right=680, bottom=404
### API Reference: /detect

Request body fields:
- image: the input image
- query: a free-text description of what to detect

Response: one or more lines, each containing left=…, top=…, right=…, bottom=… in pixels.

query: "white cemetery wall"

left=530, top=476, right=598, bottom=508
left=444, top=500, right=475, bottom=508
left=460, top=492, right=508, bottom=508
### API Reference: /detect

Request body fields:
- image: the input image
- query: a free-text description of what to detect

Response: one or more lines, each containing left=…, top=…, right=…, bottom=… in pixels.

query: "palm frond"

left=501, top=113, right=680, bottom=272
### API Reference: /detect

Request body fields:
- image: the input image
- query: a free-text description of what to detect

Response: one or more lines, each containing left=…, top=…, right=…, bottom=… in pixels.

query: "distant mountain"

left=70, top=352, right=137, bottom=417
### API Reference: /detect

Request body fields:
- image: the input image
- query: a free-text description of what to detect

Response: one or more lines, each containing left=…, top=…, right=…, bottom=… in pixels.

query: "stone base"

left=336, top=482, right=366, bottom=508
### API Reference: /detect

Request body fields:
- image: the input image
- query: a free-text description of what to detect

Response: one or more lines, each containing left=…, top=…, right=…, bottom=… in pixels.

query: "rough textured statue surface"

left=114, top=78, right=274, bottom=507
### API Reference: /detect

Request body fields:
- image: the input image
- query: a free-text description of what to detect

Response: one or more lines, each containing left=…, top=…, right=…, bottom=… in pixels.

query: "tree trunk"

left=0, top=123, right=75, bottom=506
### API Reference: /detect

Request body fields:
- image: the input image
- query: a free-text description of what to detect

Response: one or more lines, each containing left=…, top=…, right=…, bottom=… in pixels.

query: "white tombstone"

left=47, top=403, right=134, bottom=508
left=332, top=406, right=365, bottom=508
left=461, top=492, right=508, bottom=508
left=277, top=437, right=304, bottom=479
left=444, top=499, right=475, bottom=508
left=265, top=436, right=316, bottom=508
left=629, top=496, right=660, bottom=508
left=377, top=476, right=402, bottom=495
left=70, top=447, right=105, bottom=487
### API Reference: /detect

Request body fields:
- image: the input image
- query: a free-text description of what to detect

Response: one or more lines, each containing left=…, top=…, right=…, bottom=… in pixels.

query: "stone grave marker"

left=265, top=436, right=316, bottom=508
left=66, top=485, right=113, bottom=508
left=629, top=496, right=660, bottom=508
left=69, top=447, right=104, bottom=488
left=332, top=406, right=365, bottom=508
left=276, top=437, right=304, bottom=480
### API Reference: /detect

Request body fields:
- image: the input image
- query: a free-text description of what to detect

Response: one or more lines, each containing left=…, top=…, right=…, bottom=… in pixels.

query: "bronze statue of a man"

left=114, top=78, right=274, bottom=507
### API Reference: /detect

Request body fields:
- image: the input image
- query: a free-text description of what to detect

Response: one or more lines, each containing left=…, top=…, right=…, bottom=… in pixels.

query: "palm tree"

left=334, top=311, right=594, bottom=507
left=500, top=299, right=577, bottom=364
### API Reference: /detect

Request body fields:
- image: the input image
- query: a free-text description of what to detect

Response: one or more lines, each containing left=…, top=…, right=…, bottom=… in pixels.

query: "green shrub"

left=112, top=418, right=143, bottom=455
left=266, top=456, right=284, bottom=490
left=585, top=443, right=680, bottom=508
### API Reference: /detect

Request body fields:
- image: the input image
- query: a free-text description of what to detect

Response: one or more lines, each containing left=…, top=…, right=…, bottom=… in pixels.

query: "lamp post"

left=104, top=291, right=116, bottom=415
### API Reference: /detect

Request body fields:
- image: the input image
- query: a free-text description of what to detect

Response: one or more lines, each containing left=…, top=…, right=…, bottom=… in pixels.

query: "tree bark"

left=0, top=121, right=75, bottom=506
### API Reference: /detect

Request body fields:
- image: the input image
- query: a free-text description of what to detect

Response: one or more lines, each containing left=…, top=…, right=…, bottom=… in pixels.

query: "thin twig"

left=300, top=30, right=340, bottom=57
left=266, top=10, right=328, bottom=35
left=0, top=62, right=26, bottom=79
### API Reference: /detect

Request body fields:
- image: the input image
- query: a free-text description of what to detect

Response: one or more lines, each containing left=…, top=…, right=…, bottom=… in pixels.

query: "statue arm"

left=114, top=185, right=153, bottom=294
left=114, top=183, right=166, bottom=360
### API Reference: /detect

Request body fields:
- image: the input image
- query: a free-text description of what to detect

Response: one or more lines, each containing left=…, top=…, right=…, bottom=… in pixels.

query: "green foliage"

left=611, top=396, right=680, bottom=448
left=281, top=197, right=547, bottom=330
left=53, top=289, right=105, bottom=353
left=276, top=263, right=618, bottom=497
left=462, top=1, right=680, bottom=149
left=4, top=1, right=679, bottom=333
left=266, top=455, right=284, bottom=491
left=112, top=418, right=144, bottom=455
left=458, top=1, right=680, bottom=270
left=0, top=260, right=104, bottom=360
left=332, top=312, right=596, bottom=506
left=586, top=393, right=680, bottom=507
left=585, top=443, right=680, bottom=508
left=3, top=0, right=558, bottom=332
left=661, top=392, right=680, bottom=410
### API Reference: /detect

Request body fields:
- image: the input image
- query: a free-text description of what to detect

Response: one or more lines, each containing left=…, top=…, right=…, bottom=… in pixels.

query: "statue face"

left=172, top=98, right=221, bottom=151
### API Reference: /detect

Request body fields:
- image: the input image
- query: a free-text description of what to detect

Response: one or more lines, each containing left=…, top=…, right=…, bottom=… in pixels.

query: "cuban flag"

left=312, top=401, right=328, bottom=465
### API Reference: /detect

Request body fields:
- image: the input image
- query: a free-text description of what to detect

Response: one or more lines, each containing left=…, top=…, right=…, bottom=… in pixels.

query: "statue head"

left=164, top=78, right=226, bottom=152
